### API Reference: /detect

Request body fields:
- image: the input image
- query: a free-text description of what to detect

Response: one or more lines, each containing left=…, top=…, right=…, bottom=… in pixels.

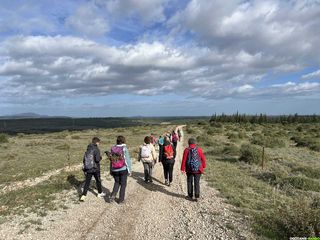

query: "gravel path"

left=0, top=126, right=254, bottom=240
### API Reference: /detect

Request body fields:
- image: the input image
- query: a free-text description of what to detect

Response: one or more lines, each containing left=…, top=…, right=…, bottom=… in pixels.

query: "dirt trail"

left=0, top=164, right=82, bottom=195
left=0, top=126, right=254, bottom=240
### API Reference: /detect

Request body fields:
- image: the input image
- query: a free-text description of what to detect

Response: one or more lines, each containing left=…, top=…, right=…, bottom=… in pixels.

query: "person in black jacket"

left=159, top=136, right=176, bottom=186
left=80, top=137, right=106, bottom=201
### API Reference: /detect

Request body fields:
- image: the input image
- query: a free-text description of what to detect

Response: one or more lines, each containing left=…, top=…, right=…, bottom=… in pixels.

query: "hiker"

left=150, top=133, right=157, bottom=146
left=181, top=138, right=206, bottom=202
left=138, top=136, right=157, bottom=183
left=159, top=136, right=176, bottom=186
left=177, top=129, right=182, bottom=141
left=108, top=136, right=132, bottom=204
left=158, top=135, right=164, bottom=146
left=171, top=130, right=179, bottom=150
left=80, top=137, right=106, bottom=201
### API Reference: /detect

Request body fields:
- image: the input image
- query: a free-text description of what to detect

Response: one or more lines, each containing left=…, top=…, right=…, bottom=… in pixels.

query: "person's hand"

left=181, top=171, right=186, bottom=175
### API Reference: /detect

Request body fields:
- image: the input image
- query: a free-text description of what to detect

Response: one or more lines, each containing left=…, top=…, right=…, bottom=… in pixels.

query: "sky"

left=0, top=0, right=320, bottom=117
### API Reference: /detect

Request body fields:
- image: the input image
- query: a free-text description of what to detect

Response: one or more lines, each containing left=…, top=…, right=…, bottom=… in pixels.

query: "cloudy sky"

left=0, top=0, right=320, bottom=117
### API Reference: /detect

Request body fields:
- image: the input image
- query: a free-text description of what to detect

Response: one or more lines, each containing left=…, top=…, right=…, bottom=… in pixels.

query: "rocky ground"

left=0, top=126, right=255, bottom=240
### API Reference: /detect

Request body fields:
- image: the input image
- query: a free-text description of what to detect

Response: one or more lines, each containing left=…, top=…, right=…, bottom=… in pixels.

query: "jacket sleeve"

left=124, top=147, right=132, bottom=173
left=138, top=145, right=142, bottom=161
left=151, top=145, right=156, bottom=161
left=181, top=148, right=188, bottom=172
left=198, top=147, right=206, bottom=169
left=159, top=145, right=163, bottom=162
left=94, top=148, right=101, bottom=163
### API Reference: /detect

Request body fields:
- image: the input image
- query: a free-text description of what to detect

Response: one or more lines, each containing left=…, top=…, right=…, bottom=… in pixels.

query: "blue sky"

left=0, top=0, right=320, bottom=117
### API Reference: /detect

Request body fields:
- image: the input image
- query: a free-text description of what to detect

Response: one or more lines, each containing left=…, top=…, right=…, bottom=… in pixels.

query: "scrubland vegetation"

left=186, top=120, right=320, bottom=239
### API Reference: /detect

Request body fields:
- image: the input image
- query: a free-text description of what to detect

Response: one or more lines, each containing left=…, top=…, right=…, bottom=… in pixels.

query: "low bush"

left=281, top=176, right=320, bottom=192
left=0, top=133, right=9, bottom=144
left=255, top=197, right=320, bottom=239
left=239, top=144, right=266, bottom=165
left=251, top=134, right=286, bottom=148
left=222, top=144, right=240, bottom=156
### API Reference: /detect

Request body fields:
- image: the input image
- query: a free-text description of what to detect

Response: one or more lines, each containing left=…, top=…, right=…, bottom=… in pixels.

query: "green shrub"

left=71, top=135, right=81, bottom=139
left=186, top=126, right=195, bottom=134
left=281, top=176, right=320, bottom=192
left=0, top=133, right=9, bottom=144
left=196, top=135, right=216, bottom=147
left=223, top=144, right=240, bottom=156
left=275, top=198, right=319, bottom=238
left=292, top=166, right=320, bottom=179
left=251, top=135, right=286, bottom=148
left=210, top=122, right=223, bottom=128
left=239, top=144, right=266, bottom=165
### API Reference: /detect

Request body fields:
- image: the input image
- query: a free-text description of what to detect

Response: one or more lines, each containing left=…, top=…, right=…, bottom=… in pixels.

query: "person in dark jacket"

left=181, top=138, right=206, bottom=201
left=159, top=136, right=176, bottom=186
left=80, top=137, right=106, bottom=201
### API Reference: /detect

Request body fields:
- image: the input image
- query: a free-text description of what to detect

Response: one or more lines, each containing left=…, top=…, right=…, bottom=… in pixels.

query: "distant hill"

left=0, top=113, right=69, bottom=119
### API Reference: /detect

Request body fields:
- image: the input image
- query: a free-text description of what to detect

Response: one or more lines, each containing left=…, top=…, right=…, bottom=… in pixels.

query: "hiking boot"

left=149, top=179, right=153, bottom=183
left=97, top=192, right=106, bottom=198
left=109, top=196, right=115, bottom=203
left=79, top=195, right=86, bottom=202
left=185, top=196, right=193, bottom=201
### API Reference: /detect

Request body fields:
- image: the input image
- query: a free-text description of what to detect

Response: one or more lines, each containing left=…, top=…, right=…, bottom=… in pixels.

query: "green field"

left=185, top=121, right=320, bottom=239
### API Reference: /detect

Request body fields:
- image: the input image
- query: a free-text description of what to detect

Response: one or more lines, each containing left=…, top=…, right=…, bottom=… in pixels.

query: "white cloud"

left=66, top=4, right=109, bottom=36
left=96, top=0, right=168, bottom=25
left=302, top=69, right=320, bottom=80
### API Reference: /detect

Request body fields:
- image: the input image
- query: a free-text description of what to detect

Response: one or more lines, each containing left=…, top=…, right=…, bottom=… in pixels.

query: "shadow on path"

left=67, top=174, right=110, bottom=201
left=131, top=171, right=185, bottom=199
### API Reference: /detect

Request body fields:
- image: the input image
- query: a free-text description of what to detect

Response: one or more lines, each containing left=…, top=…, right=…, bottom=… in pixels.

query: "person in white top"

left=139, top=136, right=157, bottom=183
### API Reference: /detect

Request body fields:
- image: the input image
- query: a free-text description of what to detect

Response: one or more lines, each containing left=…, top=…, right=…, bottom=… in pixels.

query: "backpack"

left=187, top=147, right=201, bottom=172
left=110, top=145, right=126, bottom=169
left=163, top=144, right=174, bottom=159
left=172, top=133, right=178, bottom=142
left=141, top=145, right=151, bottom=158
left=83, top=148, right=96, bottom=171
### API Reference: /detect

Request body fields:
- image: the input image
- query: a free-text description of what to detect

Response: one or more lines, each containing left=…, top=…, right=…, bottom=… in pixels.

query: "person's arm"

left=124, top=147, right=132, bottom=173
left=95, top=148, right=101, bottom=163
left=198, top=147, right=206, bottom=169
left=159, top=145, right=163, bottom=162
left=138, top=146, right=142, bottom=162
left=151, top=145, right=156, bottom=161
left=173, top=144, right=177, bottom=159
left=181, top=148, right=188, bottom=172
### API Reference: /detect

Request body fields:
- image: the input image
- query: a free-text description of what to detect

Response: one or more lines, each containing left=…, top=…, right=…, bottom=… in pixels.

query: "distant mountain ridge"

left=0, top=113, right=69, bottom=119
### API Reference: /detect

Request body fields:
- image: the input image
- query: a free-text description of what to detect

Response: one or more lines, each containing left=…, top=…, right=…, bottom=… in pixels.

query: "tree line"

left=210, top=113, right=320, bottom=124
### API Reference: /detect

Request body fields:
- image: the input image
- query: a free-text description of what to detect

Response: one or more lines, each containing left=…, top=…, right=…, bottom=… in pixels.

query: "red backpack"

left=164, top=144, right=174, bottom=159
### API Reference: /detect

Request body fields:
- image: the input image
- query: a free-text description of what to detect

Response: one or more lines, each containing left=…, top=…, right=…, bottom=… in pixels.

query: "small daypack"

left=164, top=144, right=174, bottom=159
left=187, top=147, right=201, bottom=172
left=141, top=145, right=151, bottom=158
left=83, top=148, right=96, bottom=171
left=172, top=133, right=178, bottom=142
left=110, top=145, right=126, bottom=169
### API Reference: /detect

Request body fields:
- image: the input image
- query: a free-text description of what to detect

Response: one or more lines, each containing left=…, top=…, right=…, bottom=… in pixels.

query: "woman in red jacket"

left=181, top=138, right=206, bottom=201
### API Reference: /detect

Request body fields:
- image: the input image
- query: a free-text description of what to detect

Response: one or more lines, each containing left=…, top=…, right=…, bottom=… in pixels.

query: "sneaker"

left=97, top=192, right=106, bottom=198
left=79, top=195, right=86, bottom=202
left=118, top=200, right=125, bottom=205
left=164, top=179, right=169, bottom=185
left=149, top=179, right=153, bottom=183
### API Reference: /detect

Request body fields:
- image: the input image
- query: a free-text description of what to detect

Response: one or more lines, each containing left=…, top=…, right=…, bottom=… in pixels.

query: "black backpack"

left=83, top=148, right=96, bottom=171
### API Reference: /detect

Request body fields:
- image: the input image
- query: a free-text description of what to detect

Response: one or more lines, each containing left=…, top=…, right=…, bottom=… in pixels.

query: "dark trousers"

left=173, top=141, right=177, bottom=150
left=162, top=159, right=175, bottom=182
left=187, top=173, right=201, bottom=198
left=143, top=162, right=154, bottom=181
left=82, top=171, right=102, bottom=196
left=110, top=170, right=128, bottom=202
